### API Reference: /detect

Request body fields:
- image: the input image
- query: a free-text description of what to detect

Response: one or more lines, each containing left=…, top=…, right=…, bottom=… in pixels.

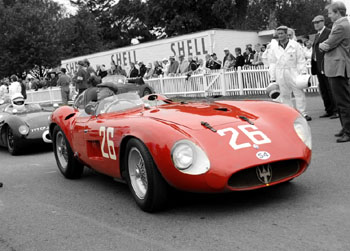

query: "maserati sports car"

left=49, top=92, right=312, bottom=212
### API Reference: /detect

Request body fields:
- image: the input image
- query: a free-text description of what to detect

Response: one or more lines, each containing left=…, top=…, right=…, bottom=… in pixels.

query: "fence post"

left=159, top=75, right=165, bottom=94
left=237, top=66, right=244, bottom=95
left=202, top=73, right=208, bottom=97
left=220, top=69, right=226, bottom=96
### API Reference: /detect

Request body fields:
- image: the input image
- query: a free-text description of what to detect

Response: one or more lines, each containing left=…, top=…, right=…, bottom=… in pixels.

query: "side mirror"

left=84, top=103, right=96, bottom=115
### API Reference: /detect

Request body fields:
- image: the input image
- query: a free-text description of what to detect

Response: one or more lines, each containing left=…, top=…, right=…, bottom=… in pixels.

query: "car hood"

left=16, top=111, right=51, bottom=128
left=143, top=100, right=282, bottom=130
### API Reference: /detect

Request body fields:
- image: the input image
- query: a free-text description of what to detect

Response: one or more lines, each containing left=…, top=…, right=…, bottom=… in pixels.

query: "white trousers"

left=276, top=68, right=306, bottom=115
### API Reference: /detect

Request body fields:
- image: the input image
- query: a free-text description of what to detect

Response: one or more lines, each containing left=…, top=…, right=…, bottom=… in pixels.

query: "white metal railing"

left=143, top=66, right=318, bottom=97
left=25, top=66, right=319, bottom=103
left=26, top=86, right=76, bottom=104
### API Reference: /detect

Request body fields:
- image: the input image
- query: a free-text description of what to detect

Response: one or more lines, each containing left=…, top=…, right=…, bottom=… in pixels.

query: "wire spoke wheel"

left=7, top=128, right=15, bottom=150
left=128, top=147, right=148, bottom=200
left=55, top=130, right=69, bottom=170
left=52, top=126, right=84, bottom=179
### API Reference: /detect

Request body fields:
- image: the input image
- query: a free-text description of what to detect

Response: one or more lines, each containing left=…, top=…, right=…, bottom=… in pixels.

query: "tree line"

left=0, top=0, right=329, bottom=78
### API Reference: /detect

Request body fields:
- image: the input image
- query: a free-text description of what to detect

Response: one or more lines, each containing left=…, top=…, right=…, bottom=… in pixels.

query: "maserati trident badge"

left=256, top=164, right=272, bottom=184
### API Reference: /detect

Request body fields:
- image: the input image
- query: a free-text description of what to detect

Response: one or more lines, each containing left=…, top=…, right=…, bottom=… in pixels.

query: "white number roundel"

left=256, top=151, right=271, bottom=160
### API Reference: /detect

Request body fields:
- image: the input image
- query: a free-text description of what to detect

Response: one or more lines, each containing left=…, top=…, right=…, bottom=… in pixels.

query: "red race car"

left=49, top=92, right=312, bottom=212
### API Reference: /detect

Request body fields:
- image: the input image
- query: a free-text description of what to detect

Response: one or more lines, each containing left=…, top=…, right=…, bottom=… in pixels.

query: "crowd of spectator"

left=0, top=37, right=316, bottom=102
left=119, top=43, right=270, bottom=80
left=103, top=41, right=313, bottom=81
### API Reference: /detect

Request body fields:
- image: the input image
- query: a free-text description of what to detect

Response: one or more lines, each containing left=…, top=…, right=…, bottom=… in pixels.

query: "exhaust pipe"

left=42, top=130, right=52, bottom=143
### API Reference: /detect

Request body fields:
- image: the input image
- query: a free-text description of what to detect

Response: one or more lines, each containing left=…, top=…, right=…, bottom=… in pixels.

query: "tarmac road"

left=0, top=94, right=349, bottom=251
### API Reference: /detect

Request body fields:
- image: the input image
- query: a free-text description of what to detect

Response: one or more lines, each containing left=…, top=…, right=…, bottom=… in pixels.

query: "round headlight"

left=18, top=125, right=29, bottom=135
left=294, top=116, right=312, bottom=149
left=171, top=139, right=210, bottom=175
left=172, top=143, right=194, bottom=170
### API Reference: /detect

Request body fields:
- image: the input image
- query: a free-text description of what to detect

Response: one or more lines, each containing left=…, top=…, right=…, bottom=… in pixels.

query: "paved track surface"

left=0, top=94, right=349, bottom=251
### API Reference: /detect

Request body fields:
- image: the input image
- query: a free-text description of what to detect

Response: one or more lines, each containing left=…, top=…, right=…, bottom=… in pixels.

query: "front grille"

left=228, top=159, right=301, bottom=189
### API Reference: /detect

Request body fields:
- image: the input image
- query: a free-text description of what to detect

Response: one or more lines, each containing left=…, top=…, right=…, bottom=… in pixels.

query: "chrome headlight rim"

left=171, top=141, right=195, bottom=170
left=171, top=139, right=210, bottom=175
left=294, top=116, right=312, bottom=150
left=18, top=125, right=30, bottom=135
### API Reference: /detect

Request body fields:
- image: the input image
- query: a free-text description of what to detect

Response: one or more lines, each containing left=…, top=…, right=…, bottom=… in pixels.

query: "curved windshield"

left=97, top=92, right=144, bottom=115
left=4, top=103, right=43, bottom=113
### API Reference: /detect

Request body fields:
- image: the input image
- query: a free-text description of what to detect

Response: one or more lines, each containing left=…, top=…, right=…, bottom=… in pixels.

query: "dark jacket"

left=235, top=55, right=245, bottom=69
left=129, top=67, right=139, bottom=78
left=20, top=81, right=27, bottom=99
left=188, top=60, right=198, bottom=71
left=208, top=60, right=221, bottom=70
left=244, top=53, right=254, bottom=65
left=97, top=70, right=108, bottom=79
left=311, top=27, right=331, bottom=75
left=74, top=67, right=89, bottom=90
left=139, top=64, right=147, bottom=77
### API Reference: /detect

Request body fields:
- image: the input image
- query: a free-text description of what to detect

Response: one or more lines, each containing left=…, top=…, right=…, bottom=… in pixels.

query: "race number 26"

left=217, top=125, right=271, bottom=150
left=99, top=126, right=117, bottom=160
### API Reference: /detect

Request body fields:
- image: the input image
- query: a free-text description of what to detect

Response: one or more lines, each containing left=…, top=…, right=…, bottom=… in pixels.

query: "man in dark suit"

left=320, top=2, right=350, bottom=143
left=129, top=62, right=139, bottom=78
left=311, top=15, right=338, bottom=119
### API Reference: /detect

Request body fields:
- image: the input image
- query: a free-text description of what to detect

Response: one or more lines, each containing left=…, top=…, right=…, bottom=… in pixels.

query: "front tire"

left=52, top=126, right=84, bottom=179
left=125, top=138, right=168, bottom=212
left=7, top=127, right=21, bottom=155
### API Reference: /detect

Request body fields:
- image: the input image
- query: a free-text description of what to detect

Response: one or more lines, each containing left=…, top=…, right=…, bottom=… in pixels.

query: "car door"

left=71, top=110, right=92, bottom=163
left=82, top=113, right=122, bottom=178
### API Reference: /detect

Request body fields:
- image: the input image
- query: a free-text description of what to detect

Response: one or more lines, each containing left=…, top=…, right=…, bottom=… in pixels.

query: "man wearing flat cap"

left=268, top=25, right=311, bottom=121
left=311, top=15, right=337, bottom=119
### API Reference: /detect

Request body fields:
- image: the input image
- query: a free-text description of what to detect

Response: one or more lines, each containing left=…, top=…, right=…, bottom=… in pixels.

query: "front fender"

left=50, top=106, right=77, bottom=143
left=2, top=116, right=26, bottom=138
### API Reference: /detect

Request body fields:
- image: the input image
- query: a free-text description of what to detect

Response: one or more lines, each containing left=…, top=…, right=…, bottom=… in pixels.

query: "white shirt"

left=0, top=85, right=8, bottom=99
left=9, top=81, right=22, bottom=98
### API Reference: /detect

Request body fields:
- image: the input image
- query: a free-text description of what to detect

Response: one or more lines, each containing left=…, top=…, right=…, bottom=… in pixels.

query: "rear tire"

left=6, top=127, right=21, bottom=155
left=125, top=138, right=168, bottom=212
left=52, top=126, right=84, bottom=179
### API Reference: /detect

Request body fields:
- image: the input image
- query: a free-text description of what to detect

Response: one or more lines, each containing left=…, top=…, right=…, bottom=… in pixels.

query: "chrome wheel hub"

left=128, top=147, right=148, bottom=200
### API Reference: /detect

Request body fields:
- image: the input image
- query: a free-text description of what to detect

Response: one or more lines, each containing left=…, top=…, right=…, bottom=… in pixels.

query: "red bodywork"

left=50, top=98, right=311, bottom=193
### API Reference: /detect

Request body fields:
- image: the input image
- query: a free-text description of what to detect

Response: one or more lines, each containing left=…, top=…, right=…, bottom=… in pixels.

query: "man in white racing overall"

left=268, top=26, right=312, bottom=121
